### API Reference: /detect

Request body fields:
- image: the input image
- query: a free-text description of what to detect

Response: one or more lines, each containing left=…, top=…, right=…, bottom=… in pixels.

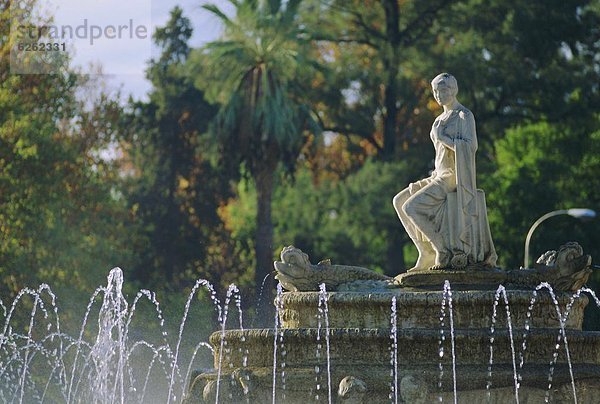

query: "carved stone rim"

left=279, top=288, right=586, bottom=305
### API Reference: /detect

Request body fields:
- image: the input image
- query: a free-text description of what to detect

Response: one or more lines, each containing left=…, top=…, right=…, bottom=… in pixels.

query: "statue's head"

left=431, top=73, right=458, bottom=93
left=431, top=73, right=458, bottom=106
left=273, top=246, right=314, bottom=291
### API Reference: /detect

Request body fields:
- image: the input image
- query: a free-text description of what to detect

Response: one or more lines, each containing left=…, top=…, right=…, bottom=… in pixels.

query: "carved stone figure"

left=338, top=376, right=367, bottom=403
left=393, top=73, right=497, bottom=271
left=507, top=242, right=593, bottom=291
left=274, top=243, right=594, bottom=292
left=274, top=246, right=396, bottom=291
left=195, top=368, right=258, bottom=403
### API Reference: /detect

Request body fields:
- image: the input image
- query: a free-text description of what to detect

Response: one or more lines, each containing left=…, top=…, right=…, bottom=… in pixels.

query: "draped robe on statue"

left=445, top=108, right=497, bottom=266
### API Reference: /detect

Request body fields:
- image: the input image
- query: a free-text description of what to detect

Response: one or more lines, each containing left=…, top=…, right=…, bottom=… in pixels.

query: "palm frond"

left=199, top=0, right=320, bottom=165
left=201, top=4, right=234, bottom=28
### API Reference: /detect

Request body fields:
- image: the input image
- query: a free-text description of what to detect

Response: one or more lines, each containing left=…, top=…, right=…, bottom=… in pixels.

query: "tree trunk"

left=253, top=156, right=277, bottom=324
left=381, top=0, right=400, bottom=161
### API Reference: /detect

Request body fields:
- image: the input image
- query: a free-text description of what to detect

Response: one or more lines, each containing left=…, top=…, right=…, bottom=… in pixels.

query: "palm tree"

left=199, top=0, right=318, bottom=313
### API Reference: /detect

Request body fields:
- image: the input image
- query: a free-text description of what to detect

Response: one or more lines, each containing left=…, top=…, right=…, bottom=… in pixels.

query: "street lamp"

left=523, top=208, right=596, bottom=268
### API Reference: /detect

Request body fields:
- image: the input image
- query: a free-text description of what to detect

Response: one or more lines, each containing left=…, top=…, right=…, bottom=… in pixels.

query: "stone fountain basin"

left=279, top=290, right=588, bottom=330
left=193, top=328, right=600, bottom=402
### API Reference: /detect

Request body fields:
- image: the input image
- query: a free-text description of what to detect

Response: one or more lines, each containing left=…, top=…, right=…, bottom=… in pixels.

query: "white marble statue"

left=393, top=73, right=497, bottom=271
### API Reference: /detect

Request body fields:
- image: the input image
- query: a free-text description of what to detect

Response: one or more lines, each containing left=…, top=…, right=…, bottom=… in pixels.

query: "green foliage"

left=412, top=0, right=599, bottom=150
left=225, top=158, right=430, bottom=275
left=299, top=0, right=600, bottom=164
left=290, top=0, right=600, bottom=280
left=192, top=0, right=321, bottom=302
left=485, top=122, right=600, bottom=269
left=0, top=2, right=135, bottom=298
left=485, top=120, right=600, bottom=329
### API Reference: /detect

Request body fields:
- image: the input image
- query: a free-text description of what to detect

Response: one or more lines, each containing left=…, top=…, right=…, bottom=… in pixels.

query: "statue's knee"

left=393, top=191, right=408, bottom=212
left=392, top=193, right=402, bottom=211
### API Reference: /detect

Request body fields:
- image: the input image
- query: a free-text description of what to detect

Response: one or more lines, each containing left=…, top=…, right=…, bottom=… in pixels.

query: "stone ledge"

left=395, top=267, right=508, bottom=289
left=279, top=289, right=587, bottom=329
left=210, top=328, right=600, bottom=368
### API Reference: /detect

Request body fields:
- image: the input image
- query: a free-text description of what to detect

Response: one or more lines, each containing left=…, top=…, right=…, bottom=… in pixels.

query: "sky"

left=30, top=0, right=232, bottom=101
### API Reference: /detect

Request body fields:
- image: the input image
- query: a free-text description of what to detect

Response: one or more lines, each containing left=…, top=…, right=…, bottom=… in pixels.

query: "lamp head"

left=567, top=208, right=597, bottom=221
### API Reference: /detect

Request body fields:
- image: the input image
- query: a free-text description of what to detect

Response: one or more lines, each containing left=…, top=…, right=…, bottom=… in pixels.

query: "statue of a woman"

left=393, top=73, right=497, bottom=271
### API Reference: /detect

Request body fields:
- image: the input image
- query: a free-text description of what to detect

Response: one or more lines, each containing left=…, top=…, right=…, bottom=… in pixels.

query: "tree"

left=222, top=158, right=430, bottom=277
left=411, top=0, right=600, bottom=150
left=123, top=7, right=238, bottom=289
left=0, top=1, right=136, bottom=299
left=484, top=122, right=600, bottom=269
left=302, top=0, right=456, bottom=160
left=300, top=0, right=599, bottom=165
left=194, top=0, right=319, bottom=306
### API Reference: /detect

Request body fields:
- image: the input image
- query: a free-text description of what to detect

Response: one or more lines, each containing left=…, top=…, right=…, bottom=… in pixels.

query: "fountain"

left=185, top=242, right=600, bottom=403
left=185, top=73, right=600, bottom=403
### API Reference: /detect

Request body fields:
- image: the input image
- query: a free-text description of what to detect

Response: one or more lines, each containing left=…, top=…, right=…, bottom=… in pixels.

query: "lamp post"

left=523, top=208, right=596, bottom=268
